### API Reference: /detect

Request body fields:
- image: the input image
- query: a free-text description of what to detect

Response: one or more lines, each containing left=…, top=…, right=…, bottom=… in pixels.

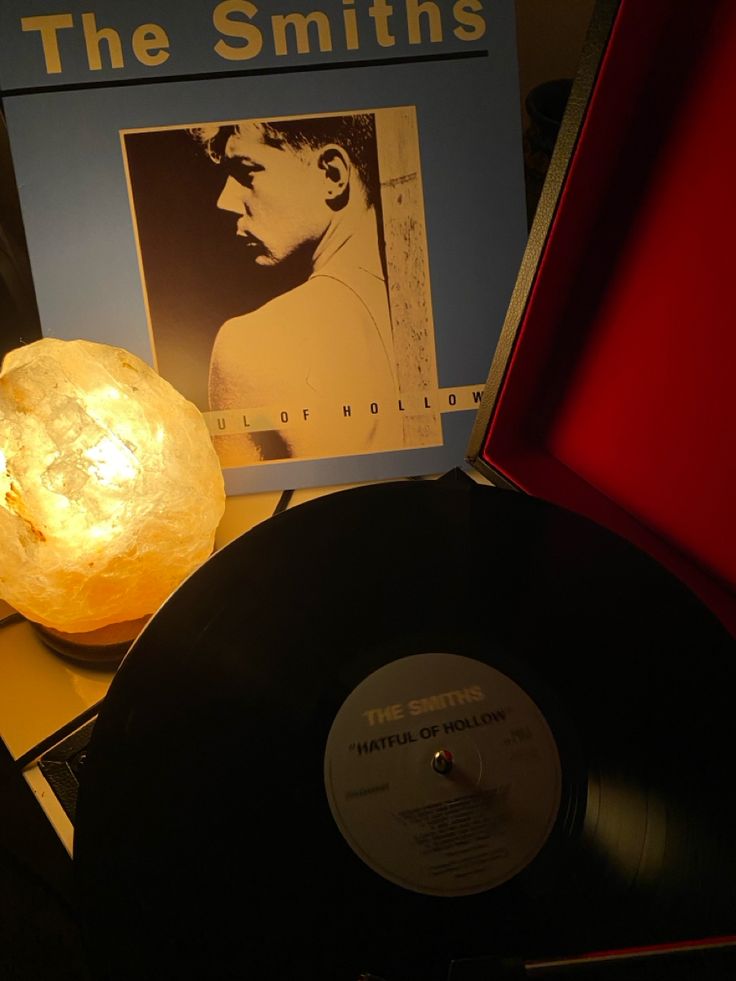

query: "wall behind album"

left=0, top=1, right=595, bottom=365
left=0, top=114, right=42, bottom=358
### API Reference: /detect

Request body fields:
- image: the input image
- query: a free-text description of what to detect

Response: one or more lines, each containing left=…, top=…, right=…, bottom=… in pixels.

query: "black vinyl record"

left=74, top=475, right=736, bottom=981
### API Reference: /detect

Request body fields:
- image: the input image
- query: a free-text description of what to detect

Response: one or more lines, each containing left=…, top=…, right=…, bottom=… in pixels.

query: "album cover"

left=0, top=1, right=527, bottom=493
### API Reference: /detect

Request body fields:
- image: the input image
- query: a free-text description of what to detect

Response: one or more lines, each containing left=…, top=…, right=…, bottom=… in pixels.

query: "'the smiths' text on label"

left=363, top=685, right=485, bottom=726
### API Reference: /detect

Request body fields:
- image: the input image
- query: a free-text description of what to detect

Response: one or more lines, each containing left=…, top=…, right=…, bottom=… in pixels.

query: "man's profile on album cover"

left=191, top=112, right=401, bottom=465
left=121, top=106, right=440, bottom=469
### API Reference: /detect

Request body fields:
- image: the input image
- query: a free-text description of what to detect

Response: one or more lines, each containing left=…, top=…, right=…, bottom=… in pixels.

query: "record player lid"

left=468, top=0, right=736, bottom=635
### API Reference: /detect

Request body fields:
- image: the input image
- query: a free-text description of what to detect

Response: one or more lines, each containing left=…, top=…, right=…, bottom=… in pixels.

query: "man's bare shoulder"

left=209, top=279, right=369, bottom=408
left=216, top=277, right=367, bottom=346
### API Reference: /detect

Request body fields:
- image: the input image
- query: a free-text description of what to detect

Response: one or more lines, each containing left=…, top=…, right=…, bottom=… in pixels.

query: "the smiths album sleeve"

left=0, top=1, right=527, bottom=493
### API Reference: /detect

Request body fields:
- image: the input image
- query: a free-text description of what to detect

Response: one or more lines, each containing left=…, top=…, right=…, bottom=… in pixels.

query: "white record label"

left=324, top=652, right=562, bottom=896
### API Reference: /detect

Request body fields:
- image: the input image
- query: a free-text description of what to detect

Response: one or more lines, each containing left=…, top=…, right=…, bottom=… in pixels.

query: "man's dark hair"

left=191, top=113, right=381, bottom=208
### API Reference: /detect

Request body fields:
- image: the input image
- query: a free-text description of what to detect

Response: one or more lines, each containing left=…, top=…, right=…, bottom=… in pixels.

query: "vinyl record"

left=73, top=474, right=736, bottom=981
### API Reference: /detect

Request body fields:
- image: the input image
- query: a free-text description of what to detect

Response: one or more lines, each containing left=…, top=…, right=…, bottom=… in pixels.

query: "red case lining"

left=480, top=0, right=736, bottom=634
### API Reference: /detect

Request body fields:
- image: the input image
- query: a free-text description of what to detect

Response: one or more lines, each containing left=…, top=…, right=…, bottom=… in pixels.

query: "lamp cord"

left=273, top=487, right=294, bottom=514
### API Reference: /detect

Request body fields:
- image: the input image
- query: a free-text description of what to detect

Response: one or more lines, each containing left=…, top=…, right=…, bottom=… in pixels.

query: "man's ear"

left=318, top=145, right=351, bottom=208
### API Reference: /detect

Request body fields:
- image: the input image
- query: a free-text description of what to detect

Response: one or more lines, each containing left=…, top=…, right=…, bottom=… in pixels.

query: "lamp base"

left=33, top=616, right=150, bottom=668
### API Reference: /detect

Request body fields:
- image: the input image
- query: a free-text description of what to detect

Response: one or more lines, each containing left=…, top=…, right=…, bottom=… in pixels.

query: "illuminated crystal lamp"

left=0, top=338, right=226, bottom=664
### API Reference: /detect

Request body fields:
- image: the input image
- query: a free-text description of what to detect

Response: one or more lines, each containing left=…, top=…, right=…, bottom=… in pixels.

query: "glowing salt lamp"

left=0, top=338, right=225, bottom=650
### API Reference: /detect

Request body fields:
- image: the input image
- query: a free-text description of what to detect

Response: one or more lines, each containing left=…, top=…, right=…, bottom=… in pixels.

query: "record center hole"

left=432, top=749, right=453, bottom=775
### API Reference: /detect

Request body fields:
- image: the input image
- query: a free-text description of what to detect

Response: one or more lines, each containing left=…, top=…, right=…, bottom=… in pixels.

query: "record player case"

left=468, top=0, right=736, bottom=637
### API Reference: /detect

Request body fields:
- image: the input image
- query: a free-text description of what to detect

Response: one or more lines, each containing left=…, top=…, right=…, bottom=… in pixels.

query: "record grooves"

left=73, top=476, right=736, bottom=980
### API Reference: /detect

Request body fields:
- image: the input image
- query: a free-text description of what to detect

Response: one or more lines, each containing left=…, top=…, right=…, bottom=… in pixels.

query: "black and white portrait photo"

left=122, top=107, right=440, bottom=467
